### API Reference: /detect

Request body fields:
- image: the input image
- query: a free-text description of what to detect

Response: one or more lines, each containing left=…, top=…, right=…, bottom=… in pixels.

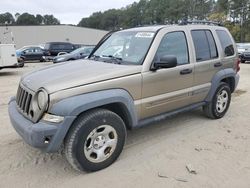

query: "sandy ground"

left=0, top=62, right=250, bottom=188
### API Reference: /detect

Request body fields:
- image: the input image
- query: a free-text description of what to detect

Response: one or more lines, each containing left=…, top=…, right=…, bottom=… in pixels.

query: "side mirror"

left=153, top=55, right=177, bottom=70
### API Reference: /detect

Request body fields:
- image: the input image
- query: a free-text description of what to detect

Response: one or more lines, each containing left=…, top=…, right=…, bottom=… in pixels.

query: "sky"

left=1, top=0, right=139, bottom=24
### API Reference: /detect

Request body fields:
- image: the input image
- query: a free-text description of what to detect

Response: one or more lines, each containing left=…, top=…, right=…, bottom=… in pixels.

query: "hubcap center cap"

left=93, top=135, right=106, bottom=149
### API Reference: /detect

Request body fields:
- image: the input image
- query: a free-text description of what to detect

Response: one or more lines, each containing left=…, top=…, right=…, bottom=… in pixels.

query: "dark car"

left=42, top=42, right=75, bottom=61
left=237, top=43, right=250, bottom=63
left=16, top=46, right=45, bottom=62
left=53, top=46, right=95, bottom=63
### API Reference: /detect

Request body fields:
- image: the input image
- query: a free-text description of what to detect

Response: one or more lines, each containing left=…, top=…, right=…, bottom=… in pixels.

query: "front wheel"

left=64, top=109, right=126, bottom=172
left=203, top=83, right=231, bottom=119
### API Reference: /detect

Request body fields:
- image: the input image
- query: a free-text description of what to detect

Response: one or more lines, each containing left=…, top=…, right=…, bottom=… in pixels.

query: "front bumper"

left=8, top=97, right=75, bottom=152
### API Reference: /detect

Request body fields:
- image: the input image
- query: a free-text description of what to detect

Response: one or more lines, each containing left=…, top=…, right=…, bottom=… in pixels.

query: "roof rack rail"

left=179, top=19, right=223, bottom=26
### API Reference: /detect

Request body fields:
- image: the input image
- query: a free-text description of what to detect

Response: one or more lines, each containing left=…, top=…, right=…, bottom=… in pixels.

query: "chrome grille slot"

left=16, top=85, right=33, bottom=116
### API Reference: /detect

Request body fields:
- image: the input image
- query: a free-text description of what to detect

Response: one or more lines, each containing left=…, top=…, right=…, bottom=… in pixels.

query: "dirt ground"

left=0, top=62, right=250, bottom=188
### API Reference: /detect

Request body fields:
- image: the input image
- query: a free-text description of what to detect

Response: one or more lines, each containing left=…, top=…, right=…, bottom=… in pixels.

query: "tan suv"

left=8, top=23, right=240, bottom=172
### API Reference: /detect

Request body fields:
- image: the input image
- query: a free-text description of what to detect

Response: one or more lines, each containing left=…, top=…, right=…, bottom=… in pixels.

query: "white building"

left=0, top=25, right=108, bottom=49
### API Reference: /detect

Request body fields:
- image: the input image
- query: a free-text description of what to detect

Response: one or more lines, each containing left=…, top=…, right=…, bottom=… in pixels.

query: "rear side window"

left=191, top=30, right=218, bottom=62
left=65, top=44, right=74, bottom=50
left=216, top=30, right=235, bottom=56
left=51, top=44, right=66, bottom=50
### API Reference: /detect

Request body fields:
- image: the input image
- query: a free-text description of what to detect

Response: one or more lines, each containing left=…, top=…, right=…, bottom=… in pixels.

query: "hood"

left=54, top=53, right=73, bottom=60
left=21, top=59, right=142, bottom=94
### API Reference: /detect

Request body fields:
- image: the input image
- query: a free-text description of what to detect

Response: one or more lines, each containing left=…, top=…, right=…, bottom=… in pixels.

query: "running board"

left=135, top=102, right=206, bottom=128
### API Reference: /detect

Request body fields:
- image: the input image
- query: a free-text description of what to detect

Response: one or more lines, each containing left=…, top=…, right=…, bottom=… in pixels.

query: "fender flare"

left=49, top=89, right=138, bottom=128
left=205, top=68, right=236, bottom=102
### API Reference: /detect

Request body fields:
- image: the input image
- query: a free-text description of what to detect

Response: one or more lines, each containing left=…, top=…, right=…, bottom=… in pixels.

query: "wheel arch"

left=49, top=89, right=138, bottom=129
left=205, top=68, right=237, bottom=102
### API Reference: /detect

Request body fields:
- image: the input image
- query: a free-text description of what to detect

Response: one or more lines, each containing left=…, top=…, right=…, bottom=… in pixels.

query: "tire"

left=64, top=108, right=126, bottom=172
left=203, top=82, right=231, bottom=119
left=19, top=61, right=24, bottom=67
left=241, top=60, right=245, bottom=63
left=18, top=58, right=24, bottom=67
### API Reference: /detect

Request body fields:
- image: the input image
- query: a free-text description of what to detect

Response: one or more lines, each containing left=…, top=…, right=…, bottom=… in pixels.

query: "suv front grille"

left=16, top=85, right=33, bottom=115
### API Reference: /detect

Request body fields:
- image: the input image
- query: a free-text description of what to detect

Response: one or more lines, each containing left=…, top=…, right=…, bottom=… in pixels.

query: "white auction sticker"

left=135, top=32, right=155, bottom=38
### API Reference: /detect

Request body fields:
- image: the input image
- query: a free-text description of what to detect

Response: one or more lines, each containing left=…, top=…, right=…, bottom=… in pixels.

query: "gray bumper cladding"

left=8, top=98, right=76, bottom=152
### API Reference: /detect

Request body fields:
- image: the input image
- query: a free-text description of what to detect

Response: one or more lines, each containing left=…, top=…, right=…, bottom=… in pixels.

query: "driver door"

left=141, top=31, right=194, bottom=119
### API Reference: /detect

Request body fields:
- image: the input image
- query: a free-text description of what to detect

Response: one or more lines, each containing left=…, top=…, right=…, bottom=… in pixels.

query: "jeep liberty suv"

left=8, top=23, right=240, bottom=172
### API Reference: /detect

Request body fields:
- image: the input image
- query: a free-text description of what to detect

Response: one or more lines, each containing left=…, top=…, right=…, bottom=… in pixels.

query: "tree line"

left=1, top=1, right=249, bottom=42
left=0, top=12, right=60, bottom=25
left=78, top=0, right=250, bottom=42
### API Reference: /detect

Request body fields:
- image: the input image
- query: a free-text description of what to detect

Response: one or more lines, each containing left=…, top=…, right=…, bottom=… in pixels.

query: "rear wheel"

left=65, top=109, right=126, bottom=172
left=18, top=58, right=24, bottom=67
left=241, top=60, right=246, bottom=63
left=40, top=58, right=45, bottom=62
left=203, top=83, right=231, bottom=119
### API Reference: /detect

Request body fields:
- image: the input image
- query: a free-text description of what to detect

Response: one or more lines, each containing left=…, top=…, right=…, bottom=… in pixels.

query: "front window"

left=154, top=31, right=189, bottom=65
left=91, top=31, right=155, bottom=65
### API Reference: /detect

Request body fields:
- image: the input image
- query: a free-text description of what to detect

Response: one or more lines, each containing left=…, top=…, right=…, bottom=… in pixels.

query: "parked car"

left=236, top=43, right=250, bottom=63
left=42, top=42, right=75, bottom=61
left=0, top=44, right=22, bottom=70
left=53, top=46, right=95, bottom=63
left=9, top=23, right=240, bottom=172
left=16, top=46, right=45, bottom=62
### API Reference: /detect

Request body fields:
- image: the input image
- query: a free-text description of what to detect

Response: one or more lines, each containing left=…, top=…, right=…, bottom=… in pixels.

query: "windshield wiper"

left=90, top=54, right=101, bottom=61
left=101, top=55, right=123, bottom=64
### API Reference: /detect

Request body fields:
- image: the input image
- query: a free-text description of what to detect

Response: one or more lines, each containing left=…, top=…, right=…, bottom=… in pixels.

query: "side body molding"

left=205, top=68, right=238, bottom=102
left=49, top=89, right=138, bottom=128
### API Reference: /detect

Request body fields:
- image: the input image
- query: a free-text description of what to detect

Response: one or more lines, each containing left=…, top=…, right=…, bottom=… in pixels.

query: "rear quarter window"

left=216, top=30, right=235, bottom=57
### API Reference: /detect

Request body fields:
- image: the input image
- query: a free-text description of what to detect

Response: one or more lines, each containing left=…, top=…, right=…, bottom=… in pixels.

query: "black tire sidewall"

left=72, top=110, right=126, bottom=171
left=211, top=83, right=231, bottom=118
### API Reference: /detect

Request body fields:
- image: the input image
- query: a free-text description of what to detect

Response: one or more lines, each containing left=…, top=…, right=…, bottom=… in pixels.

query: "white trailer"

left=0, top=44, right=19, bottom=70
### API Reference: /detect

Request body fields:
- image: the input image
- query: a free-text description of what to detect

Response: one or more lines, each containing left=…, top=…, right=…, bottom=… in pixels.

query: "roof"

left=119, top=24, right=225, bottom=33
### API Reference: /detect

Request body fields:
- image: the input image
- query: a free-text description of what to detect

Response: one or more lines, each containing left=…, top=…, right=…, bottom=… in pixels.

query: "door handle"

left=180, top=69, right=192, bottom=75
left=214, top=62, right=222, bottom=67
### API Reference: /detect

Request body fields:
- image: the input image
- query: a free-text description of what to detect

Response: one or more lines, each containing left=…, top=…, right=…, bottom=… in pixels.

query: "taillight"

left=235, top=57, right=240, bottom=72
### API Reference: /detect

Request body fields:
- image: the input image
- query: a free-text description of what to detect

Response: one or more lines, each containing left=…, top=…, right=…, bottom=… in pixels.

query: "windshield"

left=92, top=31, right=155, bottom=65
left=70, top=47, right=94, bottom=55
left=17, top=46, right=30, bottom=51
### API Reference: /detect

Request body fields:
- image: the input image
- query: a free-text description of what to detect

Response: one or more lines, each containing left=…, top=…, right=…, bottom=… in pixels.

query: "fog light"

left=42, top=113, right=64, bottom=123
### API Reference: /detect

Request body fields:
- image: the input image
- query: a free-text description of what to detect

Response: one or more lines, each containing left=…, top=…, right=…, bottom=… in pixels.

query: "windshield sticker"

left=135, top=32, right=154, bottom=38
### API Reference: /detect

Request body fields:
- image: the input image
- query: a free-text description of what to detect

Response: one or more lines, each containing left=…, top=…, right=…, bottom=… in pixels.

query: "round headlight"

left=37, top=90, right=48, bottom=110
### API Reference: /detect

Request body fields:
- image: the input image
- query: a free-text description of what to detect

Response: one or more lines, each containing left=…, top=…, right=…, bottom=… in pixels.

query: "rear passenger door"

left=191, top=29, right=221, bottom=103
left=33, top=47, right=44, bottom=60
left=23, top=48, right=35, bottom=60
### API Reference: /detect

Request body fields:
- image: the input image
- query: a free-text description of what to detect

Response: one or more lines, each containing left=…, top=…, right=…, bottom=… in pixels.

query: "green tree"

left=77, top=0, right=250, bottom=42
left=0, top=12, right=15, bottom=25
left=16, top=13, right=38, bottom=25
left=36, top=14, right=44, bottom=24
left=43, top=15, right=60, bottom=25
